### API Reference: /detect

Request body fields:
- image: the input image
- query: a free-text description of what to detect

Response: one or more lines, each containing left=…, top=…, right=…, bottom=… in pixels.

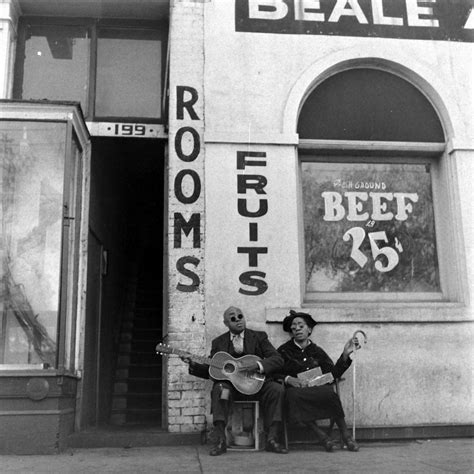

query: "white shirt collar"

left=293, top=338, right=311, bottom=350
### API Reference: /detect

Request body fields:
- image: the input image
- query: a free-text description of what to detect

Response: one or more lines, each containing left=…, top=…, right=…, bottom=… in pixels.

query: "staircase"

left=111, top=265, right=163, bottom=426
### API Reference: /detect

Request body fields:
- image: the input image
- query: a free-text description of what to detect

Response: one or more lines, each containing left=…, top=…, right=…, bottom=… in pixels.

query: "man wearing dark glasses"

left=186, top=306, right=288, bottom=456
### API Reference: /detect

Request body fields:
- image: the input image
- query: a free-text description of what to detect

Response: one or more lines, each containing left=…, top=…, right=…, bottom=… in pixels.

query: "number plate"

left=87, top=122, right=166, bottom=138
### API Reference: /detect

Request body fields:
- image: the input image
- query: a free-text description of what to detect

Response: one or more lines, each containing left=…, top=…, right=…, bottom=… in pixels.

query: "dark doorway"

left=82, top=137, right=165, bottom=429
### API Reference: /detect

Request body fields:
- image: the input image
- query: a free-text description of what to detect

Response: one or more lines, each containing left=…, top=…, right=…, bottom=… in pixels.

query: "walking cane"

left=351, top=330, right=367, bottom=441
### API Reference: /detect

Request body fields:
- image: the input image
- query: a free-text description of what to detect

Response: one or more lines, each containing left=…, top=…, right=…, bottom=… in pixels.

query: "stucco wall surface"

left=203, top=2, right=473, bottom=142
left=199, top=1, right=474, bottom=429
left=265, top=322, right=474, bottom=426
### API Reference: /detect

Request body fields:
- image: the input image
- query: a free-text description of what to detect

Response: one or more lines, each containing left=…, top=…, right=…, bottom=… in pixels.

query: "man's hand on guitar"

left=179, top=352, right=192, bottom=364
left=237, top=361, right=260, bottom=373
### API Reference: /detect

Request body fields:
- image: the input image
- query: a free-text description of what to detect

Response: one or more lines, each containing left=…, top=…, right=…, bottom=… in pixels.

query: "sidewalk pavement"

left=1, top=438, right=473, bottom=473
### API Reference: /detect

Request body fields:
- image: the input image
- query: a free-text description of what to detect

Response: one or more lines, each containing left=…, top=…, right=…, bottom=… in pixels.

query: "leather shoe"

left=209, top=439, right=227, bottom=456
left=265, top=438, right=288, bottom=454
left=321, top=438, right=335, bottom=452
left=343, top=436, right=360, bottom=452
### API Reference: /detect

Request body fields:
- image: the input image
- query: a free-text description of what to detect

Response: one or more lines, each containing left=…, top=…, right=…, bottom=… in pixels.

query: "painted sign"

left=237, top=151, right=269, bottom=295
left=235, top=0, right=474, bottom=42
left=302, top=161, right=440, bottom=293
left=173, top=85, right=202, bottom=292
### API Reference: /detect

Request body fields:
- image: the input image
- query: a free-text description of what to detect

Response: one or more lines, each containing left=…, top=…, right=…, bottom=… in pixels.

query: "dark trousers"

left=211, top=380, right=284, bottom=432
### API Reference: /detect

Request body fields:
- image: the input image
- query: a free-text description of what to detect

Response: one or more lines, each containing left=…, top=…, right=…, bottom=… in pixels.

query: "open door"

left=81, top=136, right=165, bottom=428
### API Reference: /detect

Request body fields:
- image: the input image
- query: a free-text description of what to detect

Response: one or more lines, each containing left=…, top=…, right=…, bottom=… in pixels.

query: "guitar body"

left=208, top=352, right=265, bottom=395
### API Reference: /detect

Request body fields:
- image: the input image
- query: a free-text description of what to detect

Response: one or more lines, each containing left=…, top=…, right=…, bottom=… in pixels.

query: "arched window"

left=298, top=68, right=444, bottom=142
left=298, top=68, right=448, bottom=301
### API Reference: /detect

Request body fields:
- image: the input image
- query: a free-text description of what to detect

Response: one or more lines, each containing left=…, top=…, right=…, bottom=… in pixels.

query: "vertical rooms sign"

left=173, top=86, right=203, bottom=293
left=235, top=0, right=474, bottom=42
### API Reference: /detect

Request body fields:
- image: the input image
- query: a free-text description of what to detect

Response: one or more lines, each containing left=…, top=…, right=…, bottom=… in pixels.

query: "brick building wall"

left=166, top=0, right=207, bottom=434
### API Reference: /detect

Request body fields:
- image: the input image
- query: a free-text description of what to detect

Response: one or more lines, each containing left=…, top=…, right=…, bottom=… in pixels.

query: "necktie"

left=232, top=334, right=243, bottom=354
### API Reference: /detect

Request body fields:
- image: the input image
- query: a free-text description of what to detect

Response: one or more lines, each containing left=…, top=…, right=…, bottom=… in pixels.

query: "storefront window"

left=95, top=28, right=162, bottom=119
left=302, top=160, right=440, bottom=295
left=14, top=19, right=167, bottom=121
left=18, top=24, right=91, bottom=113
left=0, top=121, right=66, bottom=366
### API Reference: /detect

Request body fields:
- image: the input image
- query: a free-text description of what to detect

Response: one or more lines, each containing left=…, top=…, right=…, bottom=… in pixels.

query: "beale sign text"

left=236, top=0, right=474, bottom=42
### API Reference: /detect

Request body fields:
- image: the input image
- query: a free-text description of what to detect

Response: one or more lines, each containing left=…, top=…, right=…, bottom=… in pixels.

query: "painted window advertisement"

left=302, top=161, right=440, bottom=293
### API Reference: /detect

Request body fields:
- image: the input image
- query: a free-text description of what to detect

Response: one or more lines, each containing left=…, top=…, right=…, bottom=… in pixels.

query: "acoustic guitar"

left=155, top=342, right=265, bottom=395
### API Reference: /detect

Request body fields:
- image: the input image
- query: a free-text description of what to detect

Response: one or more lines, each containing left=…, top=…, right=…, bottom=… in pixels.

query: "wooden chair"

left=282, top=379, right=344, bottom=450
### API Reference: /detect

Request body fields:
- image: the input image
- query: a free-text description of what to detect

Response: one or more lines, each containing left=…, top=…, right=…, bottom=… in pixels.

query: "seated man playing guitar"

left=183, top=306, right=288, bottom=456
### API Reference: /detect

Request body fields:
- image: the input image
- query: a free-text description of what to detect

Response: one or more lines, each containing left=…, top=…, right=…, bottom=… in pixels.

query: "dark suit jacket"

left=189, top=328, right=284, bottom=379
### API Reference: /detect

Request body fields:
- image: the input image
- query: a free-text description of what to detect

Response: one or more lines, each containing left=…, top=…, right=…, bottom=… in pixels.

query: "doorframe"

left=74, top=134, right=168, bottom=430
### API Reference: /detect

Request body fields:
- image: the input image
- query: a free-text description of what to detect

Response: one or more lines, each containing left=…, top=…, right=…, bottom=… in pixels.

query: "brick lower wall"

left=166, top=0, right=207, bottom=434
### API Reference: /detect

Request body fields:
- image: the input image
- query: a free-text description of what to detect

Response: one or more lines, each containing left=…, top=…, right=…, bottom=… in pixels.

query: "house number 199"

left=114, top=124, right=146, bottom=136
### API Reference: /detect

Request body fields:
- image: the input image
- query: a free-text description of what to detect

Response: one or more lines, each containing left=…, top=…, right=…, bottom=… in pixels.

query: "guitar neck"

left=164, top=346, right=210, bottom=366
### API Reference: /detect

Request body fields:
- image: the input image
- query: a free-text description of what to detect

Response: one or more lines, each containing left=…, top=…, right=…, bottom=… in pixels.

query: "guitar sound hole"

left=223, top=363, right=235, bottom=374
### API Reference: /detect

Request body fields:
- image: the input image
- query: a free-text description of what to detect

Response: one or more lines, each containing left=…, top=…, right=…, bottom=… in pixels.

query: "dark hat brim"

left=282, top=310, right=317, bottom=332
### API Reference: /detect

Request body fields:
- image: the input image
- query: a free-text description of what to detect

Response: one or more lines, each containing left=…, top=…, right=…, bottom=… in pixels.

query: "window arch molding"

left=283, top=54, right=455, bottom=144
left=297, top=67, right=445, bottom=144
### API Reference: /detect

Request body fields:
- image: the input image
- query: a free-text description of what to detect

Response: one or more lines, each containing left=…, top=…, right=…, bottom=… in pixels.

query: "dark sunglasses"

left=230, top=314, right=244, bottom=322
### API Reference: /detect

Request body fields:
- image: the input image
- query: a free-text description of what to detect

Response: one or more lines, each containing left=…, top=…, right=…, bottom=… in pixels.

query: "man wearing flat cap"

left=184, top=306, right=288, bottom=456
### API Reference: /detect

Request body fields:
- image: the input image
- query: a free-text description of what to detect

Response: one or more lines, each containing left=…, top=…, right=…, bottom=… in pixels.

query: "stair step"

left=129, top=362, right=161, bottom=368
left=119, top=324, right=162, bottom=336
left=127, top=378, right=162, bottom=392
left=134, top=307, right=161, bottom=314
left=126, top=391, right=162, bottom=397
left=110, top=413, right=127, bottom=425
left=127, top=410, right=162, bottom=424
left=120, top=333, right=133, bottom=342
left=117, top=355, right=131, bottom=367
left=122, top=321, right=134, bottom=331
left=110, top=408, right=162, bottom=424
left=112, top=393, right=161, bottom=409
left=130, top=340, right=159, bottom=353
left=136, top=279, right=162, bottom=286
left=132, top=328, right=162, bottom=339
left=115, top=368, right=129, bottom=379
left=129, top=364, right=161, bottom=379
left=127, top=408, right=162, bottom=415
left=114, top=382, right=128, bottom=394
left=133, top=317, right=161, bottom=329
left=135, top=294, right=162, bottom=302
left=127, top=393, right=161, bottom=409
left=119, top=342, right=132, bottom=353
left=111, top=407, right=162, bottom=416
left=130, top=352, right=158, bottom=364
left=112, top=397, right=127, bottom=410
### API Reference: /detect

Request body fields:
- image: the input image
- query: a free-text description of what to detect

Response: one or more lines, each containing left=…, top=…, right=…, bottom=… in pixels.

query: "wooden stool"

left=226, top=401, right=265, bottom=451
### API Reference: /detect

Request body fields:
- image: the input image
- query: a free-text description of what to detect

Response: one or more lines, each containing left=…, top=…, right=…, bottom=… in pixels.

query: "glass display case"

left=0, top=101, right=90, bottom=372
